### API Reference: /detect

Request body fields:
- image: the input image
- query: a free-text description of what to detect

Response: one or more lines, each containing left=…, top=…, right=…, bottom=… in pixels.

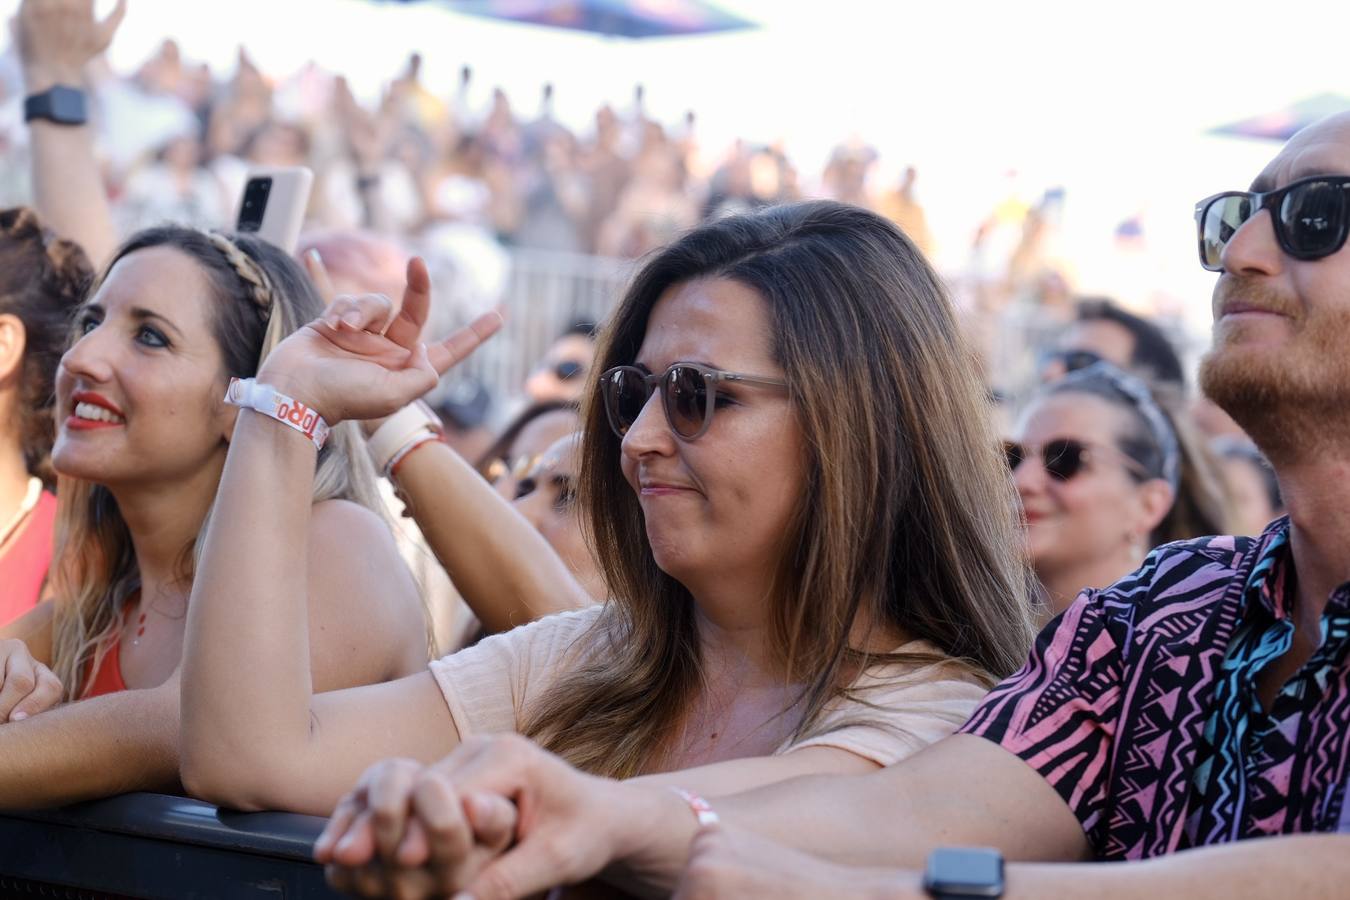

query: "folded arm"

left=612, top=734, right=1090, bottom=894
left=0, top=676, right=179, bottom=809
left=996, top=838, right=1350, bottom=900
left=179, top=413, right=459, bottom=816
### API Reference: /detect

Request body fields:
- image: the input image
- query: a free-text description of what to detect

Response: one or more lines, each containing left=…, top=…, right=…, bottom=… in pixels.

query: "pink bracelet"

left=669, top=787, right=719, bottom=826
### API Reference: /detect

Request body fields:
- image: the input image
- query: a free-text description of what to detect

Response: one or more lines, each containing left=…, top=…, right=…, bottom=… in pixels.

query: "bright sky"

left=4, top=0, right=1350, bottom=322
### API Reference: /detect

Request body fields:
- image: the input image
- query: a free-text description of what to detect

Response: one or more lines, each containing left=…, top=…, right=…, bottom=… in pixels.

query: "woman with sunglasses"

left=178, top=201, right=1036, bottom=880
left=1007, top=362, right=1233, bottom=615
left=475, top=400, right=580, bottom=502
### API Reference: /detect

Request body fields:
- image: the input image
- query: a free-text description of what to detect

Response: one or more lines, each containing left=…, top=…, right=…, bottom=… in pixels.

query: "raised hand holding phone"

left=258, top=256, right=501, bottom=425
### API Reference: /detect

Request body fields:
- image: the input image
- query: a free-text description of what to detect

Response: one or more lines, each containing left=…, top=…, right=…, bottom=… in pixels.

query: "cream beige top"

left=428, top=605, right=989, bottom=766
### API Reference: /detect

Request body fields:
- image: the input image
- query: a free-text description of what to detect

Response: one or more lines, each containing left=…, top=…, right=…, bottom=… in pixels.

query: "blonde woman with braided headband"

left=0, top=225, right=434, bottom=809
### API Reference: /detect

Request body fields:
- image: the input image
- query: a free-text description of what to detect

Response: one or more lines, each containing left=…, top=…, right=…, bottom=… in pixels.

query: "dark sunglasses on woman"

left=1195, top=174, right=1350, bottom=271
left=600, top=362, right=787, bottom=441
left=1004, top=438, right=1149, bottom=483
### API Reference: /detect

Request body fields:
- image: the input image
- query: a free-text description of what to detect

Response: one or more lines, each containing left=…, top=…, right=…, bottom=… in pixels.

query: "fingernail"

left=11, top=711, right=27, bottom=722
left=342, top=312, right=361, bottom=327
left=306, top=248, right=323, bottom=265
left=451, top=894, right=474, bottom=900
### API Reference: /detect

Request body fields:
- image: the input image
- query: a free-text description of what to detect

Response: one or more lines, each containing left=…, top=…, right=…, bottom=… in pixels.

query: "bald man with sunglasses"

left=316, top=112, right=1350, bottom=900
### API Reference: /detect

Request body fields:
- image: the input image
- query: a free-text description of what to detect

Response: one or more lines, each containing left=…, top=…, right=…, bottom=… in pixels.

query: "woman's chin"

left=50, top=446, right=117, bottom=485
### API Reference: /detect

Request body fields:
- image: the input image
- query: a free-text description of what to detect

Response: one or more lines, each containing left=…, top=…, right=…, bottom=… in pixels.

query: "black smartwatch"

left=24, top=86, right=89, bottom=126
left=922, top=847, right=1005, bottom=898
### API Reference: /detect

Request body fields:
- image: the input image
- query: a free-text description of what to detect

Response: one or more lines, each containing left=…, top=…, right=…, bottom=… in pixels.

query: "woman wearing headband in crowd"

left=1006, top=361, right=1233, bottom=615
left=0, top=225, right=433, bottom=808
left=178, top=202, right=1037, bottom=891
left=0, top=208, right=92, bottom=625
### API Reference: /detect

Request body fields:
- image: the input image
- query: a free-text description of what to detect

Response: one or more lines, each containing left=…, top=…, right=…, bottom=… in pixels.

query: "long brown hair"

left=0, top=208, right=93, bottom=487
left=524, top=201, right=1038, bottom=777
left=47, top=226, right=384, bottom=698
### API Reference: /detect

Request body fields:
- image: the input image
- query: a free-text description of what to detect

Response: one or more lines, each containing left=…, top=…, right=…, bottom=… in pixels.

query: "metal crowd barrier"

left=453, top=248, right=634, bottom=413
left=0, top=792, right=340, bottom=898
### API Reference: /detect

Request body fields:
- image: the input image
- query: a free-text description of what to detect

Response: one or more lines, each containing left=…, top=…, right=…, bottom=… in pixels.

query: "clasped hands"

left=314, top=734, right=632, bottom=900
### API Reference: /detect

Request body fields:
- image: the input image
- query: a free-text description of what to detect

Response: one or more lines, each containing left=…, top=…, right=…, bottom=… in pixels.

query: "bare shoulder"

left=305, top=499, right=429, bottom=686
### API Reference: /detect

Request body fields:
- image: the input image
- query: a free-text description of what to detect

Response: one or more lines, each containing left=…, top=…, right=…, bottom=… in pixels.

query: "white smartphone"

left=234, top=167, right=313, bottom=254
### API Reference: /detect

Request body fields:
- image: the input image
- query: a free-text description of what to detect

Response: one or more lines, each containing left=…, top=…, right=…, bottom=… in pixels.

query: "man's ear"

left=0, top=314, right=28, bottom=385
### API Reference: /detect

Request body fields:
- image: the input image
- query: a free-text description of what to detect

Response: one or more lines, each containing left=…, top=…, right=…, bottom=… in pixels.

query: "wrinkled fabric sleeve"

left=427, top=605, right=604, bottom=740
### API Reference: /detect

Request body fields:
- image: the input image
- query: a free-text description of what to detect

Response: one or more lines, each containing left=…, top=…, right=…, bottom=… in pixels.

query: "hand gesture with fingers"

left=17, top=0, right=127, bottom=91
left=258, top=256, right=501, bottom=425
left=0, top=638, right=62, bottom=723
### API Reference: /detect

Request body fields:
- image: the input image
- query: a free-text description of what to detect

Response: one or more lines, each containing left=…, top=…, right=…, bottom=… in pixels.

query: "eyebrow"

left=131, top=306, right=186, bottom=340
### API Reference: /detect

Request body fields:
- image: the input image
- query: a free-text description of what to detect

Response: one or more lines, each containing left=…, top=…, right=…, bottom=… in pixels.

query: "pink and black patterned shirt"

left=962, top=518, right=1350, bottom=859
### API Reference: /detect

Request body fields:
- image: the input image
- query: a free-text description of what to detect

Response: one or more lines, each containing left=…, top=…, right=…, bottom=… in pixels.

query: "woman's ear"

left=1136, top=478, right=1176, bottom=534
left=0, top=314, right=28, bottom=384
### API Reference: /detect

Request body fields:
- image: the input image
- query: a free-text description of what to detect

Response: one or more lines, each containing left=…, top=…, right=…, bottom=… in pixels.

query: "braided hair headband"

left=1061, top=361, right=1181, bottom=491
left=202, top=231, right=274, bottom=316
left=200, top=231, right=287, bottom=365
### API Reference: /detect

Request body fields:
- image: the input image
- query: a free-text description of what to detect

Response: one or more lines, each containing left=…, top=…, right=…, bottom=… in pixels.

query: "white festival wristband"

left=225, top=378, right=331, bottom=450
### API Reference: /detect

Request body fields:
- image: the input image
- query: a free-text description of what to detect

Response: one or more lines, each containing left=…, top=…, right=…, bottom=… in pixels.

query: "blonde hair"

left=524, top=202, right=1038, bottom=777
left=48, top=226, right=385, bottom=698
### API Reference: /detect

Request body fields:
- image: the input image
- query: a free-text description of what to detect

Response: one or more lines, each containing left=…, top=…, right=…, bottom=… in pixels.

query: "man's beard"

left=1200, top=279, right=1350, bottom=465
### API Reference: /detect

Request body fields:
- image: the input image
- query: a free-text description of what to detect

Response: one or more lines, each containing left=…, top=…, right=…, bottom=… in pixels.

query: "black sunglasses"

left=600, top=362, right=787, bottom=441
left=1042, top=348, right=1104, bottom=375
left=1004, top=438, right=1148, bottom=483
left=1195, top=174, right=1350, bottom=271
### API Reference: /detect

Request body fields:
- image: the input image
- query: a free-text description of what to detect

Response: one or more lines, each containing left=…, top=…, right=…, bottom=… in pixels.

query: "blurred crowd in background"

left=0, top=36, right=1202, bottom=419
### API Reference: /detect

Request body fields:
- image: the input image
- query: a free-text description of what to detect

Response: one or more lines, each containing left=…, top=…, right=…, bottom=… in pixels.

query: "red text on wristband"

left=225, top=378, right=331, bottom=450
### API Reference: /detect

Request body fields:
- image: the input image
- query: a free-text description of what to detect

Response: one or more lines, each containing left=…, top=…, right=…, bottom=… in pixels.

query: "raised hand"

left=16, top=0, right=128, bottom=92
left=0, top=638, right=62, bottom=723
left=258, top=256, right=501, bottom=424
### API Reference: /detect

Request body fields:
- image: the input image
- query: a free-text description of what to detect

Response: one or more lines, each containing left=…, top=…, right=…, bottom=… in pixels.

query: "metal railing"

left=450, top=248, right=635, bottom=415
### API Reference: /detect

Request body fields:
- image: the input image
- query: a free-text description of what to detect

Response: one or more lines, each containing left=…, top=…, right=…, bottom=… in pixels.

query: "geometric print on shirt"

left=961, top=518, right=1350, bottom=859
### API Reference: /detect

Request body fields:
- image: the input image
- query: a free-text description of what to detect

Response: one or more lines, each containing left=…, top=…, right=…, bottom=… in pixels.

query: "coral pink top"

left=83, top=635, right=129, bottom=698
left=0, top=489, right=57, bottom=627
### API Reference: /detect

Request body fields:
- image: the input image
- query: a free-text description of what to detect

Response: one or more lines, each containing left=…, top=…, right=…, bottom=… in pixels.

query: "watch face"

left=50, top=87, right=86, bottom=123
left=924, top=847, right=1004, bottom=898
